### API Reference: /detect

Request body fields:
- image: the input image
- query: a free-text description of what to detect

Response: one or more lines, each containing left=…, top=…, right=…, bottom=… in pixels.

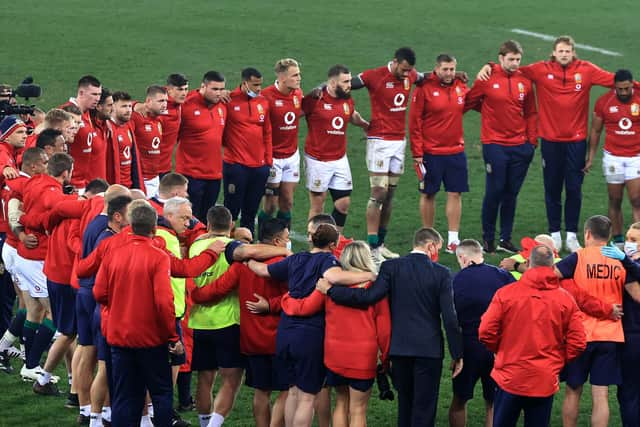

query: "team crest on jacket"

left=343, top=103, right=350, bottom=115
left=574, top=73, right=582, bottom=84
left=257, top=104, right=264, bottom=115
left=455, top=86, right=462, bottom=96
left=218, top=107, right=224, bottom=117
left=293, top=96, right=300, bottom=108
left=403, top=78, right=410, bottom=90
left=157, top=122, right=162, bottom=135
left=632, top=103, right=640, bottom=116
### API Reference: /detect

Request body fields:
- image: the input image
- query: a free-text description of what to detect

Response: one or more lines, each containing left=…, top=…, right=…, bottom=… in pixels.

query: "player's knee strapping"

left=369, top=175, right=389, bottom=189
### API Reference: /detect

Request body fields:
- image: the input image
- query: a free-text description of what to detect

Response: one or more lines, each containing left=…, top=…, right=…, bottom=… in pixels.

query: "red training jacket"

left=479, top=266, right=586, bottom=397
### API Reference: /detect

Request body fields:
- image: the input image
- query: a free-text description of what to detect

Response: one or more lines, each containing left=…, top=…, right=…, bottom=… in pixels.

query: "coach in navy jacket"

left=322, top=227, right=463, bottom=427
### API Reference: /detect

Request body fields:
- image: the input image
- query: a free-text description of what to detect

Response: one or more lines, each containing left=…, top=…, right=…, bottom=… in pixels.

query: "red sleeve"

left=588, top=62, right=615, bottom=88
left=170, top=250, right=218, bottom=278
left=561, top=279, right=613, bottom=319
left=152, top=252, right=178, bottom=342
left=67, top=219, right=82, bottom=255
left=77, top=239, right=108, bottom=278
left=359, top=69, right=374, bottom=88
left=464, top=79, right=485, bottom=113
left=565, top=302, right=587, bottom=362
left=279, top=291, right=325, bottom=316
left=409, top=87, right=426, bottom=157
left=93, top=262, right=109, bottom=305
left=524, top=83, right=538, bottom=143
left=263, top=106, right=273, bottom=166
left=0, top=151, right=13, bottom=171
left=518, top=62, right=538, bottom=81
left=267, top=281, right=290, bottom=313
left=374, top=297, right=391, bottom=365
left=478, top=292, right=503, bottom=353
left=593, top=95, right=606, bottom=118
left=302, top=96, right=316, bottom=116
left=190, top=263, right=241, bottom=304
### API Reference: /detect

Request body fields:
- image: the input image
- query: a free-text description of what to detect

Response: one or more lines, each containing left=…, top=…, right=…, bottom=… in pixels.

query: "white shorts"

left=14, top=257, right=47, bottom=298
left=144, top=176, right=160, bottom=198
left=602, top=151, right=640, bottom=184
left=366, top=138, right=406, bottom=174
left=268, top=150, right=301, bottom=185
left=2, top=243, right=24, bottom=291
left=304, top=154, right=353, bottom=192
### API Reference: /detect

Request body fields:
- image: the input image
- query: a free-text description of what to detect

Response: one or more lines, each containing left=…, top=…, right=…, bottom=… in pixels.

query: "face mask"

left=286, top=240, right=292, bottom=251
left=624, top=241, right=638, bottom=257
left=245, top=84, right=258, bottom=98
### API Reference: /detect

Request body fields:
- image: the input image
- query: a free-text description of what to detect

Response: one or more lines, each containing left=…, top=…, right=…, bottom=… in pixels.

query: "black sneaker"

left=177, top=397, right=195, bottom=412
left=0, top=350, right=14, bottom=374
left=172, top=409, right=191, bottom=427
left=497, top=240, right=519, bottom=254
left=65, top=392, right=80, bottom=408
left=482, top=239, right=496, bottom=254
left=76, top=414, right=90, bottom=426
left=102, top=420, right=112, bottom=427
left=33, top=380, right=61, bottom=396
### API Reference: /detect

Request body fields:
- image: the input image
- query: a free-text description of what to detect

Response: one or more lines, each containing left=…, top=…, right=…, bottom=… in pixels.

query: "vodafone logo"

left=331, top=116, right=344, bottom=130
left=151, top=136, right=161, bottom=149
left=284, top=111, right=296, bottom=125
left=393, top=93, right=405, bottom=106
left=619, top=117, right=633, bottom=130
left=86, top=132, right=93, bottom=147
left=123, top=146, right=131, bottom=159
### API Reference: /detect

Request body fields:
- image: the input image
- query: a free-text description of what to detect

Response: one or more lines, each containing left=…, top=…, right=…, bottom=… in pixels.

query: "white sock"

left=448, top=231, right=459, bottom=245
left=207, top=412, right=225, bottom=427
left=199, top=413, right=213, bottom=427
left=0, top=330, right=17, bottom=351
left=566, top=231, right=577, bottom=241
left=37, top=370, right=52, bottom=386
left=551, top=231, right=561, bottom=240
left=80, top=404, right=91, bottom=416
left=89, top=413, right=102, bottom=427
left=147, top=402, right=154, bottom=417
left=140, top=415, right=153, bottom=427
left=20, top=344, right=25, bottom=359
left=101, top=407, right=111, bottom=422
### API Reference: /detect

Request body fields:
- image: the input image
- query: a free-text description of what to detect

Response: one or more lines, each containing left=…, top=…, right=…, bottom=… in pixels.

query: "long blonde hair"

left=340, top=241, right=376, bottom=273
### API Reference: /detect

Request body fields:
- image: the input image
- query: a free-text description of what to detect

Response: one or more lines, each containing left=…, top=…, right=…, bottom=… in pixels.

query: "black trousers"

left=390, top=356, right=443, bottom=427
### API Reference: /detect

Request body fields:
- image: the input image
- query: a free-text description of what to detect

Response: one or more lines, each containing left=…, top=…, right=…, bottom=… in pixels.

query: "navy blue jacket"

left=327, top=252, right=463, bottom=359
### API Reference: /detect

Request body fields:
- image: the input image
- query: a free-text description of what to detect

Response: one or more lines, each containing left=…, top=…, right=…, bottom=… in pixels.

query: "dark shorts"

left=76, top=287, right=96, bottom=346
left=276, top=325, right=325, bottom=394
left=191, top=325, right=244, bottom=371
left=421, top=152, right=469, bottom=195
left=245, top=354, right=289, bottom=391
left=170, top=320, right=186, bottom=366
left=564, top=341, right=621, bottom=388
left=47, top=280, right=77, bottom=336
left=93, top=305, right=109, bottom=361
left=326, top=369, right=374, bottom=393
left=452, top=338, right=496, bottom=402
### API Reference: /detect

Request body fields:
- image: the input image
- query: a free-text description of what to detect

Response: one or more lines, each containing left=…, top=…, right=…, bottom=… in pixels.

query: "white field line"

left=511, top=28, right=623, bottom=57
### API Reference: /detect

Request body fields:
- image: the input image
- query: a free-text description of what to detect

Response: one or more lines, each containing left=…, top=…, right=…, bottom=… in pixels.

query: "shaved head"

left=534, top=234, right=557, bottom=252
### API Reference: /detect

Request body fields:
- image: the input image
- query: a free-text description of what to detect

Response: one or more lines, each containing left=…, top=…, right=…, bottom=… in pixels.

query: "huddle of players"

left=0, top=33, right=639, bottom=426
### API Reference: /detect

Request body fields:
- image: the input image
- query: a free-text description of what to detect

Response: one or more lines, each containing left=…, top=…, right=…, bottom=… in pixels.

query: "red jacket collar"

left=519, top=266, right=560, bottom=290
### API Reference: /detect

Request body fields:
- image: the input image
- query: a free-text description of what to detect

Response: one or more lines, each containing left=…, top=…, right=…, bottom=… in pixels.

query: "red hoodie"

left=158, top=97, right=181, bottom=173
left=222, top=87, right=273, bottom=167
left=281, top=281, right=391, bottom=380
left=191, top=257, right=288, bottom=355
left=479, top=266, right=586, bottom=397
left=466, top=66, right=537, bottom=145
left=94, top=234, right=178, bottom=348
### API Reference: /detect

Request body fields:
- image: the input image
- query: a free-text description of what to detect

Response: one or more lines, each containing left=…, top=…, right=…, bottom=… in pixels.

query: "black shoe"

left=177, top=398, right=195, bottom=412
left=76, top=414, right=90, bottom=426
left=102, top=420, right=112, bottom=427
left=33, top=380, right=61, bottom=396
left=65, top=392, right=80, bottom=408
left=0, top=350, right=14, bottom=374
left=497, top=240, right=519, bottom=254
left=172, top=409, right=191, bottom=427
left=482, top=239, right=496, bottom=254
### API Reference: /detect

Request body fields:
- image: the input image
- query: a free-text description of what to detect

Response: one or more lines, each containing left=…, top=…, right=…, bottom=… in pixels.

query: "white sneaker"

left=379, top=244, right=400, bottom=259
left=551, top=234, right=562, bottom=252
left=20, top=365, right=60, bottom=383
left=5, top=346, right=21, bottom=359
left=565, top=236, right=582, bottom=253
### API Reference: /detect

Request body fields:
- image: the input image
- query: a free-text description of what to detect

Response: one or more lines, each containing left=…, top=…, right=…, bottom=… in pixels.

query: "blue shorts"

left=245, top=354, right=289, bottom=391
left=47, top=280, right=77, bottom=335
left=421, top=152, right=469, bottom=195
left=170, top=320, right=186, bottom=366
left=76, top=287, right=96, bottom=346
left=93, top=305, right=109, bottom=361
left=191, top=325, right=244, bottom=371
left=564, top=341, right=621, bottom=388
left=276, top=325, right=325, bottom=394
left=452, top=337, right=496, bottom=402
left=326, top=369, right=374, bottom=393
